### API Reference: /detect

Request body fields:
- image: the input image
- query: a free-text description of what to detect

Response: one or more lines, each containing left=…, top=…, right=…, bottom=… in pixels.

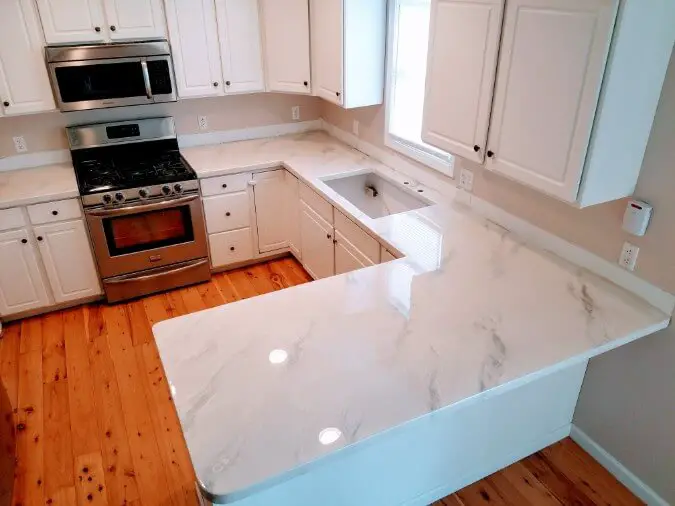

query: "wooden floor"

left=0, top=257, right=643, bottom=506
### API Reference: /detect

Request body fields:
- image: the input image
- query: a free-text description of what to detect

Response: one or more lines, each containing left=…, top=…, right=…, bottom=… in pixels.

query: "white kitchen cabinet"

left=310, top=0, right=386, bottom=108
left=36, top=0, right=165, bottom=44
left=33, top=220, right=101, bottom=304
left=422, top=0, right=503, bottom=163
left=103, top=0, right=166, bottom=40
left=0, top=229, right=51, bottom=316
left=260, top=0, right=311, bottom=94
left=215, top=0, right=265, bottom=94
left=381, top=247, right=396, bottom=263
left=253, top=170, right=289, bottom=253
left=300, top=202, right=335, bottom=280
left=334, top=231, right=375, bottom=275
left=209, top=228, right=254, bottom=268
left=203, top=192, right=251, bottom=233
left=165, top=0, right=224, bottom=98
left=485, top=0, right=617, bottom=202
left=285, top=173, right=301, bottom=259
left=0, top=0, right=56, bottom=116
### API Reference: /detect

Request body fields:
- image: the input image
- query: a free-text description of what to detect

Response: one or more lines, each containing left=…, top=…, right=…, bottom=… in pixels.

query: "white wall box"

left=0, top=228, right=51, bottom=316
left=260, top=0, right=312, bottom=94
left=310, top=0, right=386, bottom=108
left=165, top=0, right=223, bottom=98
left=0, top=0, right=56, bottom=116
left=36, top=0, right=165, bottom=44
left=299, top=201, right=335, bottom=279
left=33, top=220, right=101, bottom=303
left=215, top=0, right=265, bottom=94
left=253, top=169, right=290, bottom=253
left=423, top=0, right=675, bottom=206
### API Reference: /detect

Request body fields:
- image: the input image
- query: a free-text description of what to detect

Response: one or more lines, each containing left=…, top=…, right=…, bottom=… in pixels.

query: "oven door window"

left=103, top=206, right=194, bottom=257
left=55, top=61, right=147, bottom=103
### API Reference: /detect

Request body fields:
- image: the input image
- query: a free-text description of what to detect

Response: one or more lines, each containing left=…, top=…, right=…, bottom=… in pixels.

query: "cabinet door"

left=103, top=0, right=166, bottom=40
left=311, top=0, right=343, bottom=104
left=485, top=0, right=616, bottom=202
left=0, top=0, right=56, bottom=116
left=34, top=220, right=101, bottom=304
left=422, top=0, right=503, bottom=163
left=335, top=231, right=374, bottom=275
left=215, top=0, right=265, bottom=94
left=253, top=170, right=289, bottom=253
left=300, top=202, right=334, bottom=279
left=260, top=0, right=311, bottom=94
left=36, top=0, right=106, bottom=44
left=165, top=0, right=224, bottom=98
left=0, top=229, right=50, bottom=316
left=285, top=172, right=301, bottom=259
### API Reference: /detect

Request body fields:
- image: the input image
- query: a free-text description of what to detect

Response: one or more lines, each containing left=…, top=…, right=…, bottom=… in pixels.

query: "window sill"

left=384, top=134, right=454, bottom=178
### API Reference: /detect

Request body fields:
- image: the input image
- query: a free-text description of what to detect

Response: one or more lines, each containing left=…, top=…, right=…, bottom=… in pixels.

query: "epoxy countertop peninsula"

left=152, top=132, right=669, bottom=503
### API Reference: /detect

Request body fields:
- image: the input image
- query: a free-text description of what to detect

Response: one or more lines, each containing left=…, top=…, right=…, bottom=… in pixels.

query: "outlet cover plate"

left=459, top=168, right=474, bottom=192
left=292, top=106, right=300, bottom=121
left=198, top=116, right=208, bottom=131
left=13, top=136, right=27, bottom=153
left=619, top=241, right=639, bottom=271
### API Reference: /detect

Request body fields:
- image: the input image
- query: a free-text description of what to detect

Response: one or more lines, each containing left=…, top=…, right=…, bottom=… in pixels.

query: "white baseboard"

left=0, top=149, right=70, bottom=172
left=178, top=119, right=322, bottom=148
left=570, top=425, right=670, bottom=506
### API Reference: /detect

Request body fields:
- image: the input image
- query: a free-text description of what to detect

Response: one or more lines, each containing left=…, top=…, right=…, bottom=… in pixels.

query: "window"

left=385, top=0, right=454, bottom=176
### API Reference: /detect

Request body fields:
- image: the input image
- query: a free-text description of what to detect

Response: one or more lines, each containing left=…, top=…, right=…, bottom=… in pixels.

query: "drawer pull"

left=230, top=246, right=235, bottom=251
left=225, top=212, right=231, bottom=217
left=52, top=210, right=59, bottom=216
left=222, top=183, right=227, bottom=188
left=326, top=233, right=332, bottom=240
left=21, top=238, right=27, bottom=244
left=37, top=236, right=43, bottom=242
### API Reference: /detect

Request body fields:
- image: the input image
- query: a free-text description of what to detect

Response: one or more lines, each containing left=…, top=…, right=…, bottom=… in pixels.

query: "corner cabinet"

left=0, top=0, right=55, bottom=116
left=260, top=0, right=312, bottom=94
left=310, top=0, right=386, bottom=108
left=423, top=0, right=675, bottom=207
left=36, top=0, right=166, bottom=44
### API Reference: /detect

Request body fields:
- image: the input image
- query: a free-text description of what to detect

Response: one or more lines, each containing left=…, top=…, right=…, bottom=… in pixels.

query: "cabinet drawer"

left=203, top=192, right=251, bottom=233
left=335, top=210, right=379, bottom=263
left=0, top=207, right=26, bottom=231
left=200, top=173, right=252, bottom=196
left=299, top=183, right=333, bottom=224
left=27, top=199, right=81, bottom=225
left=209, top=228, right=254, bottom=268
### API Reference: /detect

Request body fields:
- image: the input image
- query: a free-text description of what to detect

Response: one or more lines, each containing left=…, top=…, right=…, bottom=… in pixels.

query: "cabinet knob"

left=230, top=246, right=235, bottom=251
left=221, top=183, right=227, bottom=188
left=303, top=81, right=308, bottom=87
left=2, top=101, right=9, bottom=107
left=335, top=91, right=341, bottom=97
left=473, top=145, right=480, bottom=152
left=487, top=150, right=495, bottom=158
left=225, top=81, right=231, bottom=86
left=110, top=25, right=116, bottom=31
left=225, top=212, right=231, bottom=217
left=213, top=82, right=219, bottom=87
left=37, top=236, right=43, bottom=242
left=333, top=239, right=337, bottom=245
left=51, top=210, right=59, bottom=216
left=326, top=233, right=332, bottom=239
left=21, top=239, right=27, bottom=244
left=94, top=26, right=101, bottom=32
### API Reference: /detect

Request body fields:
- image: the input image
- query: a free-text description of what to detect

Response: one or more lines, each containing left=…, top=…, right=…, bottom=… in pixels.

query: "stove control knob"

left=114, top=192, right=125, bottom=203
left=173, top=183, right=183, bottom=194
left=161, top=185, right=172, bottom=196
left=102, top=194, right=113, bottom=205
left=138, top=188, right=150, bottom=199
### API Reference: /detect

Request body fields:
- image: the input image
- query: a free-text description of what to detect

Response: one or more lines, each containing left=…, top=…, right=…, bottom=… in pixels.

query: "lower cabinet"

left=33, top=220, right=101, bottom=304
left=0, top=228, right=51, bottom=315
left=299, top=201, right=335, bottom=279
left=334, top=230, right=375, bottom=275
left=285, top=172, right=301, bottom=259
left=209, top=228, right=254, bottom=268
left=253, top=169, right=289, bottom=253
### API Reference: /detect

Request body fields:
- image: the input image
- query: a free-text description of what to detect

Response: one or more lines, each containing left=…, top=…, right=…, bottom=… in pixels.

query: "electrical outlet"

left=13, top=136, right=27, bottom=153
left=459, top=168, right=474, bottom=192
left=198, top=116, right=208, bottom=131
left=292, top=106, right=300, bottom=121
left=619, top=242, right=639, bottom=271
left=353, top=120, right=360, bottom=137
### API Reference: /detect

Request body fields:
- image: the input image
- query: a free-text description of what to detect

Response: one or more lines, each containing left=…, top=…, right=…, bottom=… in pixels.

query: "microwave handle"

left=141, top=59, right=152, bottom=100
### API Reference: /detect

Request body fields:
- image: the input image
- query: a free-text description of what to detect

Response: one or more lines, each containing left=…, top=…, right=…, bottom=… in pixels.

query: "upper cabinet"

left=423, top=0, right=675, bottom=207
left=0, top=0, right=55, bottom=116
left=36, top=0, right=165, bottom=44
left=310, top=0, right=386, bottom=108
left=260, top=0, right=311, bottom=94
left=215, top=0, right=265, bottom=94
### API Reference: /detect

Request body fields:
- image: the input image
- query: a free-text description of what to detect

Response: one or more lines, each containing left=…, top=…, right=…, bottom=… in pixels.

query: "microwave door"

left=50, top=57, right=155, bottom=112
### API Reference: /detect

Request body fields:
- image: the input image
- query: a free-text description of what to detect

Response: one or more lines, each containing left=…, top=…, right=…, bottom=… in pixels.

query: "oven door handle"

left=141, top=59, right=153, bottom=100
left=86, top=195, right=199, bottom=218
left=105, top=258, right=209, bottom=285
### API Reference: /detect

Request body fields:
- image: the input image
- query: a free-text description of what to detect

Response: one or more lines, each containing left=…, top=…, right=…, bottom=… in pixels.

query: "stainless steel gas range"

left=68, top=117, right=210, bottom=303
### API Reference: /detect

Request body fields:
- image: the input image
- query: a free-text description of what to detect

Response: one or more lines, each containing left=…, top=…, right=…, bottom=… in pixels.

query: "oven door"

left=85, top=195, right=208, bottom=279
left=49, top=56, right=177, bottom=112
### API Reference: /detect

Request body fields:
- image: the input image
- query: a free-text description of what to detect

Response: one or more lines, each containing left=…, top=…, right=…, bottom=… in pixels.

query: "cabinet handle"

left=51, top=210, right=59, bottom=216
left=473, top=145, right=480, bottom=152
left=335, top=91, right=341, bottom=97
left=487, top=150, right=495, bottom=158
left=2, top=101, right=9, bottom=107
left=326, top=233, right=332, bottom=239
left=37, top=236, right=43, bottom=242
left=230, top=246, right=235, bottom=251
left=225, top=212, right=231, bottom=217
left=21, top=239, right=27, bottom=244
left=110, top=25, right=116, bottom=31
left=303, top=81, right=308, bottom=87
left=225, top=81, right=231, bottom=86
left=94, top=26, right=101, bottom=32
left=221, top=183, right=227, bottom=188
left=213, top=82, right=219, bottom=87
left=333, top=239, right=337, bottom=245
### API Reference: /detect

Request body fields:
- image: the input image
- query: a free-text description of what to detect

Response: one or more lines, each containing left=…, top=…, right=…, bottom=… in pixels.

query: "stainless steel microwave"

left=46, top=41, right=177, bottom=112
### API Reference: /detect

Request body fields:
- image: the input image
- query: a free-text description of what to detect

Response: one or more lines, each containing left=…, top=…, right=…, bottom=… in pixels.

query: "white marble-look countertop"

left=156, top=132, right=670, bottom=503
left=0, top=163, right=79, bottom=209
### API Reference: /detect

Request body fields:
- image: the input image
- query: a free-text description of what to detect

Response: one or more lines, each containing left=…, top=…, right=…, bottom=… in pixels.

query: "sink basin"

left=322, top=172, right=431, bottom=219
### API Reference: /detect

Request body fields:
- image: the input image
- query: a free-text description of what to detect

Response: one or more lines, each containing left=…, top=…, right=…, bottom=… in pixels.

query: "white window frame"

left=384, top=0, right=454, bottom=177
